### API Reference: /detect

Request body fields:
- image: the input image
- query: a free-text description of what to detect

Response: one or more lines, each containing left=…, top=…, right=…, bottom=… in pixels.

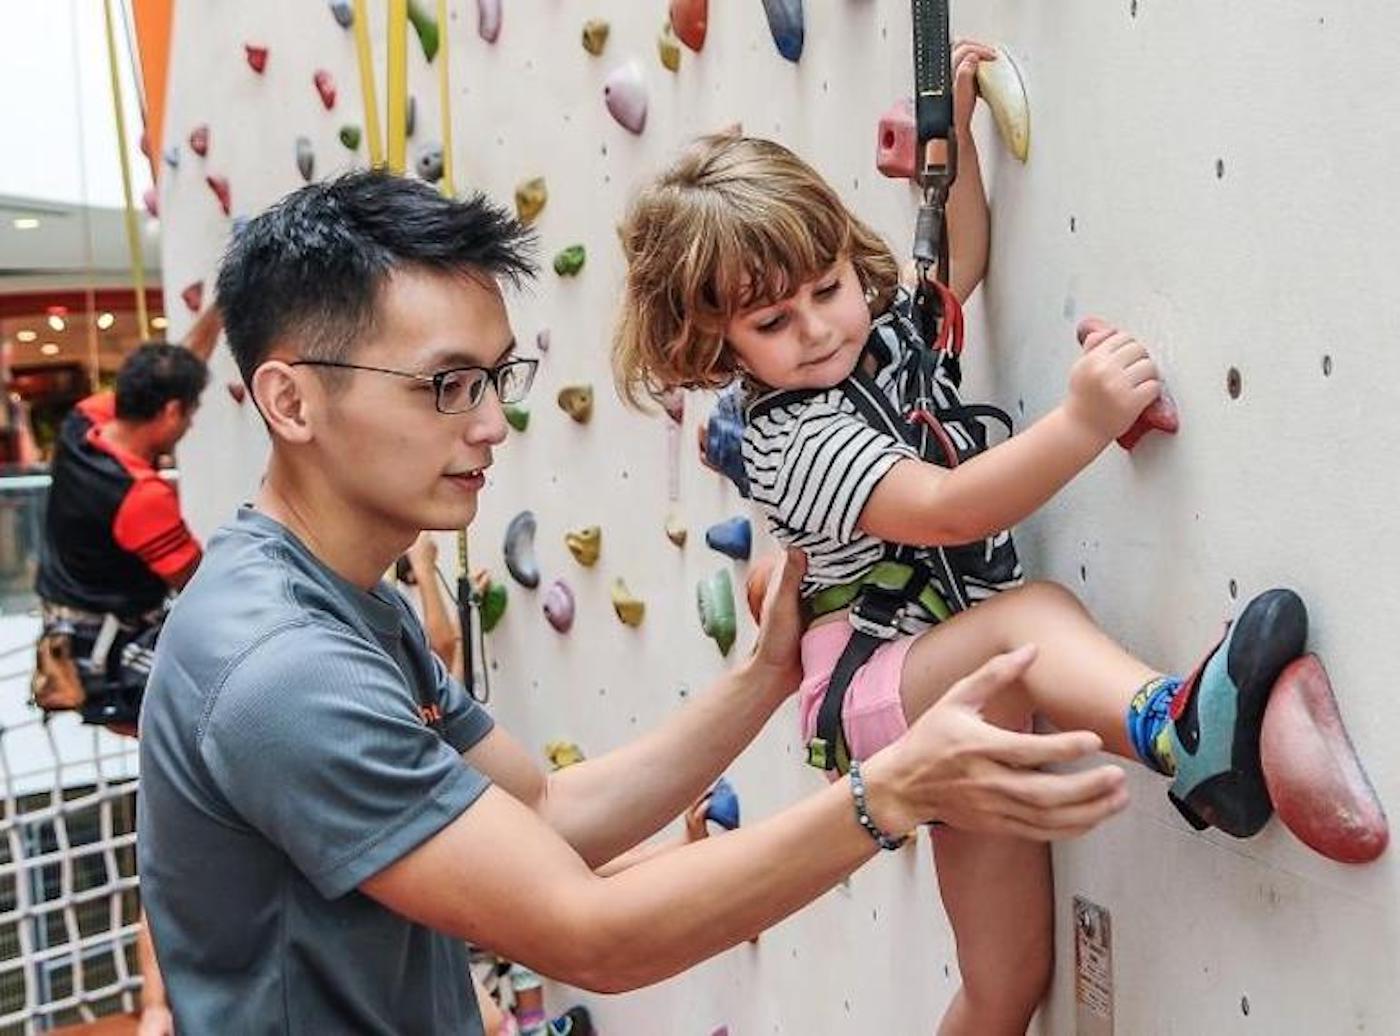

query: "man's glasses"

left=289, top=357, right=539, bottom=414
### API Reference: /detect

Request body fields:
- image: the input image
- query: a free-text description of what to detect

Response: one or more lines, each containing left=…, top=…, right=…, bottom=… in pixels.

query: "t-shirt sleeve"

left=750, top=403, right=916, bottom=543
left=112, top=478, right=201, bottom=579
left=426, top=637, right=495, bottom=753
left=198, top=623, right=492, bottom=900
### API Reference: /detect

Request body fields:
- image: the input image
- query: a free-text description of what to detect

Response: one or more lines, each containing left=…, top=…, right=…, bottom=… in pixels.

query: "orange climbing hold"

left=1261, top=654, right=1389, bottom=864
left=669, top=0, right=707, bottom=52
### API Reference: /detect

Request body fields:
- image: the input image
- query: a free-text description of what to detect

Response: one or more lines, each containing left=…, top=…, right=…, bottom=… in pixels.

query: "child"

left=610, top=53, right=1316, bottom=1034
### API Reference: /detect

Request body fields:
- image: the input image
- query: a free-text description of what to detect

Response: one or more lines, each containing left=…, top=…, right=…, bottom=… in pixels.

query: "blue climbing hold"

left=704, top=387, right=749, bottom=497
left=705, top=777, right=741, bottom=831
left=706, top=516, right=752, bottom=561
left=761, top=0, right=804, bottom=63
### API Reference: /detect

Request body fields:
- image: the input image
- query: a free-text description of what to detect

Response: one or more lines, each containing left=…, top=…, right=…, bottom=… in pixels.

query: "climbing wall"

left=162, top=2, right=1400, bottom=1032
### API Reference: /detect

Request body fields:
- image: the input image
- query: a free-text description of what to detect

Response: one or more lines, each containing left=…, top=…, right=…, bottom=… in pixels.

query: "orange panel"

left=131, top=0, right=174, bottom=182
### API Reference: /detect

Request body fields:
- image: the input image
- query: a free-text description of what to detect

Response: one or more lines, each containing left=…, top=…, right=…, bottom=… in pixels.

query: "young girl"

left=610, top=122, right=1314, bottom=1032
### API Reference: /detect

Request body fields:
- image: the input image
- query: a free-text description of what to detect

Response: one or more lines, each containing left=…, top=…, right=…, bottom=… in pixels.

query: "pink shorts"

left=798, top=620, right=915, bottom=773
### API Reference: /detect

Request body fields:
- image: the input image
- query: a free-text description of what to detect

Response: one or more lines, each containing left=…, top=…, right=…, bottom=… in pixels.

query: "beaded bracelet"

left=848, top=758, right=909, bottom=851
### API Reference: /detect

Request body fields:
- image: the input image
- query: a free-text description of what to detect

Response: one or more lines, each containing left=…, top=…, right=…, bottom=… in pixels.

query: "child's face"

left=724, top=258, right=871, bottom=390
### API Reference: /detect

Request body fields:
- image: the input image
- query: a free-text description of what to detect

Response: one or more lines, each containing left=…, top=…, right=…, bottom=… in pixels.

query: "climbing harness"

left=910, top=0, right=957, bottom=348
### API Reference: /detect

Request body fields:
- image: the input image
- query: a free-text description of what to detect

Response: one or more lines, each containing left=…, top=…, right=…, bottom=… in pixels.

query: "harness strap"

left=807, top=560, right=953, bottom=624
left=910, top=0, right=957, bottom=343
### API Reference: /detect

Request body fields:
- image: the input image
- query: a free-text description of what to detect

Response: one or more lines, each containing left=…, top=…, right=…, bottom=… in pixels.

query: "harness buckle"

left=848, top=591, right=904, bottom=641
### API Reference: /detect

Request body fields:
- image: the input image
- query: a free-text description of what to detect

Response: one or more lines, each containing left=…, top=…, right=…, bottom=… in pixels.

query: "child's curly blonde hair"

left=612, top=134, right=900, bottom=407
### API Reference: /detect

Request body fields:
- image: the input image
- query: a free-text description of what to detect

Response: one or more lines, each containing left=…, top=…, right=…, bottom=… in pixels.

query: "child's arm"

left=859, top=320, right=1160, bottom=546
left=944, top=40, right=999, bottom=304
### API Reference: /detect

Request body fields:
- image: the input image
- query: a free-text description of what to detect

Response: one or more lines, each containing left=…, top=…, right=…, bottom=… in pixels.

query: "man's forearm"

left=536, top=660, right=784, bottom=867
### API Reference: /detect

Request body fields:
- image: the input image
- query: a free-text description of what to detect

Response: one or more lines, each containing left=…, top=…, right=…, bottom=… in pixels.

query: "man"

left=138, top=172, right=1127, bottom=1034
left=34, top=338, right=209, bottom=729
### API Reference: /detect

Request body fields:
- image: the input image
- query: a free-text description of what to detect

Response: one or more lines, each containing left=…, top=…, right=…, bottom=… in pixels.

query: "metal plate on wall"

left=1074, top=896, right=1113, bottom=1035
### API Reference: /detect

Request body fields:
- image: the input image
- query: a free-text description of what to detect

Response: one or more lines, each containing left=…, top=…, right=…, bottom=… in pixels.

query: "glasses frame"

left=288, top=357, right=539, bottom=414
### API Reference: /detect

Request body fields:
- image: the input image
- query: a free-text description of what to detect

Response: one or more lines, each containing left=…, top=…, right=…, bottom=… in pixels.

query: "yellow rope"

left=352, top=0, right=385, bottom=166
left=101, top=0, right=149, bottom=340
left=436, top=0, right=455, bottom=197
left=385, top=0, right=408, bottom=174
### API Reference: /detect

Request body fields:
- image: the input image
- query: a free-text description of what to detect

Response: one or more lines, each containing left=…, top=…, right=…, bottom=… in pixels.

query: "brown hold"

left=206, top=175, right=231, bottom=216
left=581, top=19, right=610, bottom=55
left=665, top=512, right=688, bottom=548
left=514, top=177, right=548, bottom=224
left=314, top=69, right=337, bottom=110
left=227, top=381, right=247, bottom=405
left=564, top=526, right=601, bottom=567
left=557, top=384, right=593, bottom=423
left=189, top=124, right=209, bottom=157
left=181, top=281, right=204, bottom=313
left=669, top=0, right=707, bottom=52
left=245, top=44, right=268, bottom=74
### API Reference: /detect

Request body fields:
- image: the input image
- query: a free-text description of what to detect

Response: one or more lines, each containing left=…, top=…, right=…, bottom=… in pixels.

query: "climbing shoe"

left=1167, top=588, right=1308, bottom=837
left=549, top=1005, right=594, bottom=1036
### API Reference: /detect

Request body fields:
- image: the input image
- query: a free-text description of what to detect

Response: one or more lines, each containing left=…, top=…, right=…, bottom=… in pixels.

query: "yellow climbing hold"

left=582, top=19, right=610, bottom=55
left=557, top=384, right=593, bottom=423
left=545, top=740, right=586, bottom=771
left=611, top=579, right=646, bottom=627
left=565, top=526, right=601, bottom=567
left=976, top=47, right=1030, bottom=162
left=657, top=22, right=681, bottom=72
left=515, top=176, right=548, bottom=224
left=665, top=512, right=688, bottom=548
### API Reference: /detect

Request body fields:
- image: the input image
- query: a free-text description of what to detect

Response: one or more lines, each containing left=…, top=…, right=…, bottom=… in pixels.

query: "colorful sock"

left=1126, top=675, right=1182, bottom=775
left=516, top=1013, right=546, bottom=1036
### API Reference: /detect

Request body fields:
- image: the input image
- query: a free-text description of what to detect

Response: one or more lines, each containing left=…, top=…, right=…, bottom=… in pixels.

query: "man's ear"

left=252, top=362, right=314, bottom=444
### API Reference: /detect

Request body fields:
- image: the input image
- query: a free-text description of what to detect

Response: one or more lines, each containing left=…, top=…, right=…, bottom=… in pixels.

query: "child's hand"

left=1064, top=318, right=1163, bottom=444
left=407, top=531, right=439, bottom=570
left=953, top=39, right=1000, bottom=138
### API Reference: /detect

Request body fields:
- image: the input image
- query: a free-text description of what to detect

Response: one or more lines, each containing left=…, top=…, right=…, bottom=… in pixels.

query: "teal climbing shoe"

left=1167, top=588, right=1308, bottom=838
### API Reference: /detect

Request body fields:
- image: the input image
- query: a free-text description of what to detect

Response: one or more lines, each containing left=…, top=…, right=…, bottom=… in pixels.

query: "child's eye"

left=814, top=279, right=842, bottom=299
left=755, top=314, right=788, bottom=333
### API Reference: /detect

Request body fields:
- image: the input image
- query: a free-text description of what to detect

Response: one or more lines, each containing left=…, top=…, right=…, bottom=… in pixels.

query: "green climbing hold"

left=474, top=572, right=508, bottom=633
left=503, top=404, right=529, bottom=431
left=697, top=569, right=737, bottom=656
left=407, top=0, right=441, bottom=62
left=339, top=124, right=362, bottom=150
left=553, top=244, right=586, bottom=277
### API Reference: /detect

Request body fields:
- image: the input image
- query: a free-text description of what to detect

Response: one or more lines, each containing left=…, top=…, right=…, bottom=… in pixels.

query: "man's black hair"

left=215, top=170, right=537, bottom=387
left=114, top=343, right=209, bottom=421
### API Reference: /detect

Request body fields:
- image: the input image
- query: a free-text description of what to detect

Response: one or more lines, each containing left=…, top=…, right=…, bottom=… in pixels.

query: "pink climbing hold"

left=604, top=61, right=647, bottom=135
left=1076, top=317, right=1180, bottom=451
left=876, top=97, right=917, bottom=180
left=181, top=281, right=204, bottom=313
left=142, top=187, right=159, bottom=218
left=206, top=175, right=231, bottom=216
left=245, top=44, right=268, bottom=74
left=189, top=124, right=209, bottom=157
left=477, top=0, right=501, bottom=43
left=669, top=0, right=707, bottom=52
left=314, top=69, right=337, bottom=110
left=542, top=580, right=576, bottom=633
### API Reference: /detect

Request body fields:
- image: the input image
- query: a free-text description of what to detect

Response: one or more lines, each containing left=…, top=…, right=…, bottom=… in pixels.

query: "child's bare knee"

left=1012, top=579, right=1086, bottom=617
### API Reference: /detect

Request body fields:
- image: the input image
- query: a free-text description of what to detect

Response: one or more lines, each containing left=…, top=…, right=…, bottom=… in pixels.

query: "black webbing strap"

left=910, top=0, right=957, bottom=345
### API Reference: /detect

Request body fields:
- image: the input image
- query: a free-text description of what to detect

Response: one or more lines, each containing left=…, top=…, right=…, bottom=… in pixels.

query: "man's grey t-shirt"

left=138, top=508, right=493, bottom=1034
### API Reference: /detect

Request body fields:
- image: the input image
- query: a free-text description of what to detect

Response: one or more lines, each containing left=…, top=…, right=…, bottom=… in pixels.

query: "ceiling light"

left=12, top=218, right=40, bottom=230
left=96, top=312, right=116, bottom=331
left=47, top=314, right=66, bottom=332
left=16, top=330, right=37, bottom=343
left=40, top=343, right=60, bottom=357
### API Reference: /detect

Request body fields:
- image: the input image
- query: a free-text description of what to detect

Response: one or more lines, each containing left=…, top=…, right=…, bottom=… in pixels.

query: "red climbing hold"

left=142, top=187, right=159, bottom=218
left=189, top=124, right=209, bottom=157
left=1261, top=654, right=1389, bottom=864
left=876, top=97, right=916, bottom=180
left=314, top=69, right=337, bottom=110
left=245, top=44, right=268, bottom=74
left=181, top=281, right=204, bottom=313
left=227, top=381, right=247, bottom=405
left=1076, top=317, right=1180, bottom=451
left=669, top=0, right=707, bottom=52
left=206, top=175, right=231, bottom=216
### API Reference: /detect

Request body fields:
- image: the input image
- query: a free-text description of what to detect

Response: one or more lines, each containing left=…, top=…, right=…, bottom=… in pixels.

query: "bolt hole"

left=1241, top=995, right=1250, bottom=1016
left=1079, top=564, right=1088, bottom=583
left=1229, top=579, right=1238, bottom=599
left=1322, top=354, right=1333, bottom=377
left=1227, top=367, right=1242, bottom=399
left=1069, top=215, right=1077, bottom=233
left=1216, top=158, right=1226, bottom=179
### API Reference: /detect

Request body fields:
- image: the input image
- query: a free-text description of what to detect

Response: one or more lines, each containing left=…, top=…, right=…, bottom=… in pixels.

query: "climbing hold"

left=669, top=0, right=707, bottom=52
left=611, top=579, right=646, bottom=627
left=416, top=144, right=444, bottom=184
left=549, top=1005, right=595, bottom=1036
left=313, top=69, right=337, bottom=110
left=295, top=137, right=315, bottom=182
left=514, top=177, right=548, bottom=224
left=328, top=0, right=354, bottom=28
left=180, top=281, right=204, bottom=313
left=744, top=551, right=777, bottom=622
left=664, top=512, right=688, bottom=548
left=477, top=0, right=501, bottom=43
left=407, top=0, right=440, bottom=62
left=557, top=384, right=594, bottom=423
left=705, top=777, right=741, bottom=830
left=188, top=124, right=209, bottom=157
left=657, top=23, right=681, bottom=72
left=701, top=388, right=750, bottom=496
left=245, top=44, right=268, bottom=74
left=875, top=97, right=916, bottom=180
left=697, top=570, right=737, bottom=655
left=706, top=516, right=752, bottom=561
left=542, top=579, right=576, bottom=633
left=163, top=146, right=180, bottom=170
left=553, top=245, right=586, bottom=277
left=503, top=510, right=540, bottom=588
left=545, top=740, right=585, bottom=771
left=976, top=47, right=1031, bottom=162
left=142, top=187, right=159, bottom=218
left=761, top=0, right=804, bottom=62
left=471, top=570, right=509, bottom=632
left=339, top=125, right=362, bottom=151
left=503, top=404, right=529, bottom=432
left=581, top=19, right=610, bottom=55
left=659, top=389, right=685, bottom=424
left=1261, top=654, right=1389, bottom=864
left=406, top=95, right=418, bottom=137
left=226, top=381, right=247, bottom=405
left=565, top=526, right=601, bottom=567
left=1076, top=318, right=1179, bottom=450
left=231, top=216, right=250, bottom=238
left=603, top=61, right=648, bottom=135
left=206, top=175, right=231, bottom=216
left=535, top=328, right=551, bottom=353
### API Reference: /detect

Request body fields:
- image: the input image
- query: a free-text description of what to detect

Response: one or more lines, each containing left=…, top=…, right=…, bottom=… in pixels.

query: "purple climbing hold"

left=542, top=579, right=575, bottom=633
left=478, top=0, right=501, bottom=43
left=705, top=777, right=741, bottom=830
left=604, top=60, right=647, bottom=134
left=705, top=516, right=752, bottom=561
left=296, top=137, right=315, bottom=182
left=761, top=0, right=804, bottom=63
left=503, top=510, right=540, bottom=588
left=536, top=328, right=551, bottom=353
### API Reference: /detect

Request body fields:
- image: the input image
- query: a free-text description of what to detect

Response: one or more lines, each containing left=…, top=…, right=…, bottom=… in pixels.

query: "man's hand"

left=863, top=645, right=1130, bottom=841
left=138, top=1005, right=175, bottom=1036
left=745, top=548, right=807, bottom=700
